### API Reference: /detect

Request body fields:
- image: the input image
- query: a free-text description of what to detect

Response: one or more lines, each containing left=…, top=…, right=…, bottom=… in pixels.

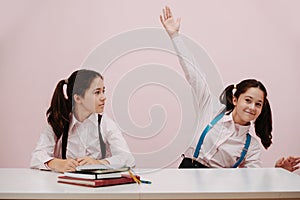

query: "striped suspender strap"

left=98, top=114, right=106, bottom=159
left=232, top=133, right=251, bottom=168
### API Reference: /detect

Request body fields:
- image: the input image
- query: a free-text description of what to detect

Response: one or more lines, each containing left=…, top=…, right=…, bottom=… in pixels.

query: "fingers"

left=288, top=156, right=300, bottom=162
left=293, top=166, right=300, bottom=171
left=98, top=159, right=110, bottom=165
left=166, top=6, right=172, bottom=18
left=159, top=15, right=165, bottom=26
left=69, top=159, right=79, bottom=168
left=77, top=156, right=99, bottom=165
left=162, top=7, right=167, bottom=21
left=162, top=6, right=172, bottom=21
left=276, top=157, right=284, bottom=166
left=77, top=157, right=88, bottom=166
left=286, top=156, right=300, bottom=166
left=295, top=158, right=300, bottom=165
left=64, top=159, right=79, bottom=172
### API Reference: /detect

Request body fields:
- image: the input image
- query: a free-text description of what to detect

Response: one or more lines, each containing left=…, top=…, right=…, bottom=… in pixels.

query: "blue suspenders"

left=232, top=133, right=251, bottom=168
left=193, top=110, right=252, bottom=168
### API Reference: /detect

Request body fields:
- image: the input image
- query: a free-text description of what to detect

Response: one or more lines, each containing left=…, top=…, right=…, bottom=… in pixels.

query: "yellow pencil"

left=128, top=169, right=141, bottom=184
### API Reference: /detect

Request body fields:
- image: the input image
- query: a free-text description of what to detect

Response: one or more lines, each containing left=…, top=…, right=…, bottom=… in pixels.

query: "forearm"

left=171, top=35, right=212, bottom=110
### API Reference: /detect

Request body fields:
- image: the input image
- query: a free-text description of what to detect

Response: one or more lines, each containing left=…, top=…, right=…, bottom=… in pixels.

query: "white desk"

left=0, top=168, right=299, bottom=199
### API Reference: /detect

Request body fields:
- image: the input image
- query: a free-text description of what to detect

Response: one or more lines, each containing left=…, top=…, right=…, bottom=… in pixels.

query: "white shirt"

left=30, top=113, right=135, bottom=170
left=172, top=35, right=262, bottom=168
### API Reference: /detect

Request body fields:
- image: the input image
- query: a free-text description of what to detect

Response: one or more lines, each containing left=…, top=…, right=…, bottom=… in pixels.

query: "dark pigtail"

left=254, top=98, right=272, bottom=149
left=219, top=84, right=235, bottom=113
left=46, top=80, right=71, bottom=140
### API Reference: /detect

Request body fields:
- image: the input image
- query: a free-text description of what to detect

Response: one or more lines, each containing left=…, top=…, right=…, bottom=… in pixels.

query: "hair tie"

left=63, top=80, right=68, bottom=99
left=232, top=84, right=237, bottom=95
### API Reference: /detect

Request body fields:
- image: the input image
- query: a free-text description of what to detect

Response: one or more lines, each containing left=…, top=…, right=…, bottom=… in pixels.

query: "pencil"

left=128, top=169, right=141, bottom=184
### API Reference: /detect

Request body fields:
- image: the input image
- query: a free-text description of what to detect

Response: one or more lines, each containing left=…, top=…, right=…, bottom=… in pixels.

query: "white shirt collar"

left=69, top=113, right=99, bottom=129
left=223, top=112, right=251, bottom=135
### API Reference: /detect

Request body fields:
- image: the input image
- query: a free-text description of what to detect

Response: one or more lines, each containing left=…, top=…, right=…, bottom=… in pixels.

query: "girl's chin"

left=242, top=116, right=254, bottom=124
left=95, top=108, right=104, bottom=113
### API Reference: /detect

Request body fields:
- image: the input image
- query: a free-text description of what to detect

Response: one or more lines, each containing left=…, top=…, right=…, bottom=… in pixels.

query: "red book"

left=57, top=174, right=140, bottom=187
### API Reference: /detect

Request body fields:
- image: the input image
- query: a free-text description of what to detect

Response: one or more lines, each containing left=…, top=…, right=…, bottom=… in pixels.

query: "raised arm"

left=160, top=6, right=213, bottom=114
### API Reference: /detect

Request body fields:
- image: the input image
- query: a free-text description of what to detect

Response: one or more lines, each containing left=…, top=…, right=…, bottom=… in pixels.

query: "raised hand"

left=160, top=6, right=181, bottom=38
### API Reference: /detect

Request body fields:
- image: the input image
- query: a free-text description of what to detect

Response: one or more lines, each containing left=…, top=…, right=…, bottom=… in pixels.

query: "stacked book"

left=57, top=164, right=140, bottom=187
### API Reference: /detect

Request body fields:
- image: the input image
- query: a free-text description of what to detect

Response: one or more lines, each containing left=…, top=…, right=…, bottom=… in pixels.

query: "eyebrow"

left=245, top=95, right=263, bottom=103
left=93, top=86, right=105, bottom=91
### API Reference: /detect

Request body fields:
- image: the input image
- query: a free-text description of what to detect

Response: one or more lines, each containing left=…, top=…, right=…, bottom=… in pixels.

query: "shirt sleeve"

left=30, top=124, right=57, bottom=170
left=171, top=35, right=213, bottom=115
left=101, top=115, right=135, bottom=167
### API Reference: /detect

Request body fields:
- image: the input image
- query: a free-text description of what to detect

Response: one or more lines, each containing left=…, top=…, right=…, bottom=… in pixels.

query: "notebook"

left=63, top=170, right=128, bottom=180
left=75, top=164, right=130, bottom=174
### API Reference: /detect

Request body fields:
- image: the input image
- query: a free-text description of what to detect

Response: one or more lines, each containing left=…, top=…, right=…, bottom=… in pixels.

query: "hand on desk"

left=47, top=157, right=109, bottom=173
left=77, top=156, right=109, bottom=166
left=275, top=156, right=300, bottom=172
left=47, top=158, right=79, bottom=172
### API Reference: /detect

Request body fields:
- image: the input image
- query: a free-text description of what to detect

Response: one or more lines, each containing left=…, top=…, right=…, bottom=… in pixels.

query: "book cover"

left=57, top=175, right=140, bottom=187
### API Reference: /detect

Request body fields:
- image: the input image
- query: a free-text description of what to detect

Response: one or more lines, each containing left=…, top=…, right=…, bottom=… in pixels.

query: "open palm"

left=160, top=6, right=181, bottom=38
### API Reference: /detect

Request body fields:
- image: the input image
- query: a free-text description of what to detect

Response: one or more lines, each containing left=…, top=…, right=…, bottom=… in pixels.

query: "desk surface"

left=0, top=168, right=299, bottom=200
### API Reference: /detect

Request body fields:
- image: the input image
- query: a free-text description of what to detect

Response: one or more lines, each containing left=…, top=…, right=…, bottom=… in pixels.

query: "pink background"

left=1, top=0, right=299, bottom=172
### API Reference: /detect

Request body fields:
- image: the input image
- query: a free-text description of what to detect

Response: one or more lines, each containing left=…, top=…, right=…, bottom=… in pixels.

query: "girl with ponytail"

left=160, top=6, right=300, bottom=171
left=30, top=69, right=135, bottom=172
left=219, top=79, right=273, bottom=149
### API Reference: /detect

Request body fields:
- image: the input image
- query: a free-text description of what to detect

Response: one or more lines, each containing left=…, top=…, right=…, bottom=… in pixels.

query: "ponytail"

left=219, top=79, right=273, bottom=149
left=254, top=98, right=272, bottom=149
left=219, top=84, right=235, bottom=113
left=46, top=79, right=71, bottom=141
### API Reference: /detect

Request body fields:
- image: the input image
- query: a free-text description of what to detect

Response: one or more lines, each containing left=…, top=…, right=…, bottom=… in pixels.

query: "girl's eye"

left=245, top=99, right=251, bottom=103
left=256, top=103, right=262, bottom=107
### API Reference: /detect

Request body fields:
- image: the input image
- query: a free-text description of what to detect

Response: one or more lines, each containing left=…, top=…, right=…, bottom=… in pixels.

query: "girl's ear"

left=232, top=96, right=238, bottom=106
left=73, top=94, right=82, bottom=104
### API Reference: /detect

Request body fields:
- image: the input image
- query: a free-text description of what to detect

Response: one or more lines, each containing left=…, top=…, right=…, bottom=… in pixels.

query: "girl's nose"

left=249, top=103, right=255, bottom=110
left=100, top=93, right=106, bottom=101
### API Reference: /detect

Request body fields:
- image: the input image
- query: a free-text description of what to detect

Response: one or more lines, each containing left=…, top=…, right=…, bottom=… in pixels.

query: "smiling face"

left=232, top=87, right=264, bottom=125
left=73, top=76, right=106, bottom=121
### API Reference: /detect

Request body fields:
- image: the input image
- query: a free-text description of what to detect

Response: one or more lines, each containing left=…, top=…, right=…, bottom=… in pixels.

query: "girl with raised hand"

left=160, top=6, right=299, bottom=171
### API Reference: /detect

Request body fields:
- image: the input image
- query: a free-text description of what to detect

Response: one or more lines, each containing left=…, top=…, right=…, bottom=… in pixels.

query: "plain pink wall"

left=1, top=0, right=299, bottom=172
